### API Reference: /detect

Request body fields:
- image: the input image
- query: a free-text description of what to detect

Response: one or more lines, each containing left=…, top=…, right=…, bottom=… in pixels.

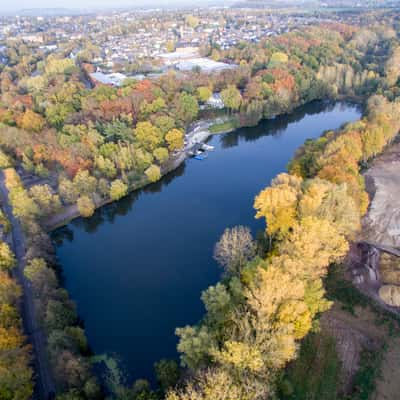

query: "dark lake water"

left=53, top=101, right=362, bottom=383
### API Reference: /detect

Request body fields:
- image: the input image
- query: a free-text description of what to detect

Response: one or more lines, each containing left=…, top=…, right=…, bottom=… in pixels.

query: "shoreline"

left=46, top=98, right=353, bottom=232
left=44, top=115, right=247, bottom=231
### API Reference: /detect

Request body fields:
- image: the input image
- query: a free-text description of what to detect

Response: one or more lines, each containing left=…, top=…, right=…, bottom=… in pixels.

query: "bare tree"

left=213, top=225, right=256, bottom=276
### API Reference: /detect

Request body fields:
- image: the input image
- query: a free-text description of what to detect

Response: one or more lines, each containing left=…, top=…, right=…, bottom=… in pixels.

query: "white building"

left=206, top=93, right=224, bottom=109
left=175, top=58, right=236, bottom=73
left=90, top=72, right=127, bottom=87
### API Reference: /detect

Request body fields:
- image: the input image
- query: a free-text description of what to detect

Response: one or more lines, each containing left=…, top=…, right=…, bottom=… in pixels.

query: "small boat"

left=194, top=153, right=208, bottom=160
left=202, top=144, right=215, bottom=151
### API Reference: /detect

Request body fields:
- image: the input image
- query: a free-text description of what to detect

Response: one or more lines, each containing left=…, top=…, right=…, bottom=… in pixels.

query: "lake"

left=53, top=100, right=362, bottom=383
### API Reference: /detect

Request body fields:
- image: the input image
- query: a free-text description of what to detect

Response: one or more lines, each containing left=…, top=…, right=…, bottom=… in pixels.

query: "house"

left=207, top=93, right=224, bottom=109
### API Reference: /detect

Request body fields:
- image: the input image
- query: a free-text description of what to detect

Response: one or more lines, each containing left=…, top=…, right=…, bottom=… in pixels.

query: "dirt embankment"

left=321, top=304, right=400, bottom=400
left=347, top=140, right=400, bottom=312
left=318, top=141, right=400, bottom=400
left=363, top=141, right=400, bottom=249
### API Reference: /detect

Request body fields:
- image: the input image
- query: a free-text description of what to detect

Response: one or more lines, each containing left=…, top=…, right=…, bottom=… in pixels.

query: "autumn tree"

left=59, top=178, right=78, bottom=205
left=145, top=164, right=161, bottom=183
left=0, top=242, right=16, bottom=271
left=167, top=369, right=244, bottom=400
left=186, top=15, right=199, bottom=28
left=19, top=110, right=45, bottom=133
left=134, top=121, right=163, bottom=152
left=0, top=271, right=21, bottom=308
left=268, top=52, right=289, bottom=68
left=384, top=45, right=400, bottom=86
left=220, top=85, right=242, bottom=113
left=153, top=147, right=169, bottom=164
left=9, top=188, right=39, bottom=220
left=77, top=196, right=95, bottom=218
left=95, top=155, right=117, bottom=179
left=254, top=173, right=302, bottom=239
left=165, top=129, right=184, bottom=152
left=73, top=170, right=97, bottom=197
left=109, top=179, right=128, bottom=201
left=197, top=86, right=212, bottom=103
left=279, top=217, right=348, bottom=280
left=29, top=184, right=62, bottom=217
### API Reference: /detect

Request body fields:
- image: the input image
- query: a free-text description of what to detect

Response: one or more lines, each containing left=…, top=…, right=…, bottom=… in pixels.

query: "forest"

left=1, top=8, right=400, bottom=400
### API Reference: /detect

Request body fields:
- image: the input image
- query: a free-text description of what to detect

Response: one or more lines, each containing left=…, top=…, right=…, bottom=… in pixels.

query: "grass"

left=325, top=264, right=400, bottom=329
left=324, top=263, right=369, bottom=314
left=209, top=119, right=237, bottom=134
left=345, top=345, right=386, bottom=400
left=279, top=332, right=340, bottom=400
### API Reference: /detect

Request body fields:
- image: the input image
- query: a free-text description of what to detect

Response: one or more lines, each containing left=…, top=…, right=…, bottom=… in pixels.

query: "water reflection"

left=219, top=100, right=344, bottom=149
left=52, top=101, right=362, bottom=382
left=54, top=163, right=187, bottom=240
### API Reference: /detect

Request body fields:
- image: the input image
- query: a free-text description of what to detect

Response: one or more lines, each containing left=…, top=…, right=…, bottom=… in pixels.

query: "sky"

left=0, top=0, right=228, bottom=13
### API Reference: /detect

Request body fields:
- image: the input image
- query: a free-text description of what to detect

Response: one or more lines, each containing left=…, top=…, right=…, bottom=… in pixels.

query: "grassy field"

left=209, top=119, right=237, bottom=134
left=279, top=332, right=340, bottom=400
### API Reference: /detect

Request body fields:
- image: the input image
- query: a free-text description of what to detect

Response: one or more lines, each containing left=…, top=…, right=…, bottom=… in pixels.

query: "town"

left=1, top=1, right=400, bottom=400
left=1, top=6, right=364, bottom=86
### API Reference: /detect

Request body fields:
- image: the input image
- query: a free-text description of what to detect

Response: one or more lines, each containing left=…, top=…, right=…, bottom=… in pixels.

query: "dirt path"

left=321, top=305, right=384, bottom=393
left=0, top=172, right=56, bottom=399
left=372, top=336, right=400, bottom=400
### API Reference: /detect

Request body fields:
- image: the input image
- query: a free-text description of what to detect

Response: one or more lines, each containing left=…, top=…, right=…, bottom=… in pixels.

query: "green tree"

left=154, top=359, right=180, bottom=392
left=175, top=93, right=199, bottom=125
left=154, top=115, right=175, bottom=135
left=220, top=85, right=242, bottom=112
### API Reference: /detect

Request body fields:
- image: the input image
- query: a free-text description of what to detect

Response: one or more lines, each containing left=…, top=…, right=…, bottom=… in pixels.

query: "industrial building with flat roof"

left=175, top=58, right=237, bottom=73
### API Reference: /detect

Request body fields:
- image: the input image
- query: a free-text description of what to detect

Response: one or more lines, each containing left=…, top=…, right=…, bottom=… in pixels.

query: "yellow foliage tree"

left=279, top=217, right=348, bottom=279
left=165, top=128, right=184, bottom=152
left=254, top=173, right=302, bottom=237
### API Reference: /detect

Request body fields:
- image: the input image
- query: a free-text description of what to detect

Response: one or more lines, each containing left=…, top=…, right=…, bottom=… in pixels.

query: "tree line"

left=0, top=14, right=398, bottom=223
left=165, top=97, right=400, bottom=400
left=0, top=236, right=33, bottom=400
left=0, top=9, right=400, bottom=400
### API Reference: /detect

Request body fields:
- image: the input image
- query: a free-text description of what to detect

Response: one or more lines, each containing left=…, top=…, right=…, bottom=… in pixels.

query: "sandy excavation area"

left=363, top=142, right=400, bottom=249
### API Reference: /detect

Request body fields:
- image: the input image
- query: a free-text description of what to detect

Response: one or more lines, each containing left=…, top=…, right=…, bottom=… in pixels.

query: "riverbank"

left=45, top=115, right=236, bottom=231
left=52, top=101, right=363, bottom=384
left=42, top=109, right=287, bottom=231
left=45, top=100, right=346, bottom=231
